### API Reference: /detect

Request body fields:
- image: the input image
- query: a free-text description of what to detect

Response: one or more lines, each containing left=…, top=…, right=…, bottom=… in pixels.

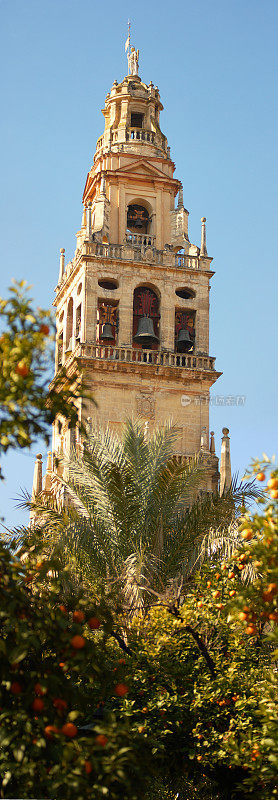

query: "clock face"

left=127, top=204, right=149, bottom=231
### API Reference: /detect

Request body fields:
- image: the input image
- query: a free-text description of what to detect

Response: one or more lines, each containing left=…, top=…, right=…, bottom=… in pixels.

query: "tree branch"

left=110, top=630, right=133, bottom=656
left=183, top=624, right=216, bottom=679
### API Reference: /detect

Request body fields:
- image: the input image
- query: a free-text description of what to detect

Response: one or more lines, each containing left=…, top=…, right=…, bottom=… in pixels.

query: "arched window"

left=133, top=286, right=160, bottom=349
left=66, top=298, right=73, bottom=351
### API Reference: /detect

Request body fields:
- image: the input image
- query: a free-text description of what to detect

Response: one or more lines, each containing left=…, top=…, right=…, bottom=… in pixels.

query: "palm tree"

left=24, top=419, right=259, bottom=612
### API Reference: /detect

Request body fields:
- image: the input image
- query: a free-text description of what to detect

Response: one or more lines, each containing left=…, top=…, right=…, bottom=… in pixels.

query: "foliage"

left=0, top=539, right=151, bottom=799
left=96, top=462, right=277, bottom=799
left=0, top=281, right=87, bottom=471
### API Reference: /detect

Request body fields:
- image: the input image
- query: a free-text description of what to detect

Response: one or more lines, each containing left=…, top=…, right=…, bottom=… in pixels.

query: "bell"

left=176, top=328, right=192, bottom=352
left=100, top=322, right=114, bottom=341
left=134, top=316, right=159, bottom=347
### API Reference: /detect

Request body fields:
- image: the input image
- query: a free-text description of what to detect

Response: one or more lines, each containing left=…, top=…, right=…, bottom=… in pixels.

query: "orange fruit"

left=73, top=610, right=85, bottom=623
left=59, top=605, right=67, bottom=614
left=53, top=697, right=67, bottom=712
left=197, top=601, right=204, bottom=608
left=238, top=612, right=248, bottom=621
left=32, top=698, right=44, bottom=712
left=212, top=590, right=221, bottom=599
left=39, top=324, right=50, bottom=335
left=246, top=625, right=256, bottom=635
left=34, top=682, right=46, bottom=696
left=44, top=725, right=59, bottom=739
left=70, top=634, right=86, bottom=649
left=11, top=681, right=22, bottom=695
left=228, top=571, right=235, bottom=579
left=115, top=682, right=128, bottom=697
left=84, top=760, right=93, bottom=774
left=262, top=583, right=278, bottom=601
left=61, top=722, right=78, bottom=738
left=229, top=590, right=236, bottom=597
left=88, top=616, right=100, bottom=630
left=241, top=529, right=253, bottom=541
left=15, top=361, right=29, bottom=377
left=267, top=478, right=278, bottom=490
left=95, top=734, right=108, bottom=746
left=268, top=611, right=278, bottom=622
left=270, top=489, right=278, bottom=499
left=207, top=581, right=212, bottom=588
left=256, top=472, right=265, bottom=482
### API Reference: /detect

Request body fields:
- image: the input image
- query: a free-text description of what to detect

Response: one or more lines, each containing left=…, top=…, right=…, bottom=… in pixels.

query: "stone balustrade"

left=125, top=232, right=156, bottom=247
left=76, top=343, right=216, bottom=371
left=83, top=240, right=201, bottom=271
left=95, top=128, right=166, bottom=154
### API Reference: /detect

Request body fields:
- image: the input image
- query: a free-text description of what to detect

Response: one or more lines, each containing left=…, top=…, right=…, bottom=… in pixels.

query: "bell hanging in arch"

left=134, top=316, right=159, bottom=347
left=176, top=328, right=192, bottom=352
left=100, top=322, right=114, bottom=341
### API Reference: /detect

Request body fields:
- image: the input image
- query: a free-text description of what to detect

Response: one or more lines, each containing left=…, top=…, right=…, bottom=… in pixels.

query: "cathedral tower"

left=49, top=45, right=222, bottom=496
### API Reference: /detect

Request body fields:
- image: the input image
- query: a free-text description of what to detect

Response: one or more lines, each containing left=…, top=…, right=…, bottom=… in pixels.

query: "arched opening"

left=97, top=299, right=119, bottom=344
left=133, top=286, right=160, bottom=350
left=66, top=298, right=73, bottom=351
left=57, top=332, right=63, bottom=367
left=127, top=204, right=150, bottom=234
left=126, top=200, right=154, bottom=247
left=75, top=304, right=82, bottom=342
left=175, top=308, right=196, bottom=353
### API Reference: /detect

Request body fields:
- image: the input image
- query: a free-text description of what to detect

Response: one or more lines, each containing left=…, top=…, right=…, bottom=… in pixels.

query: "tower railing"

left=95, top=128, right=167, bottom=154
left=125, top=232, right=156, bottom=247
left=82, top=241, right=201, bottom=271
left=76, top=343, right=216, bottom=371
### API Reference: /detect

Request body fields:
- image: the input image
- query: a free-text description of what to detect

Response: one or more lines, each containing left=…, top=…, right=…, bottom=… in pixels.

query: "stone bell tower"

left=46, top=44, right=224, bottom=498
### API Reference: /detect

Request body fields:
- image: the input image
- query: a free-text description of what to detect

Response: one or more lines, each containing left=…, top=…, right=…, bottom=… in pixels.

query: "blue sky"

left=0, top=0, right=277, bottom=528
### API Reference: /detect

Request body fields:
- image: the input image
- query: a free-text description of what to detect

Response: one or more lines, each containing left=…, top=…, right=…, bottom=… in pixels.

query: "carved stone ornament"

left=136, top=392, right=155, bottom=419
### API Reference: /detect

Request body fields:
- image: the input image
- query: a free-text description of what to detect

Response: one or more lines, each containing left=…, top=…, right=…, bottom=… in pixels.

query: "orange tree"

left=2, top=462, right=277, bottom=800
left=0, top=540, right=151, bottom=799
left=86, top=462, right=277, bottom=800
left=0, top=281, right=86, bottom=472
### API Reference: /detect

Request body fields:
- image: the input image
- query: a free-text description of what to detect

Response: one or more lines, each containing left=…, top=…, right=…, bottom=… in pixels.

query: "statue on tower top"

left=124, top=21, right=139, bottom=75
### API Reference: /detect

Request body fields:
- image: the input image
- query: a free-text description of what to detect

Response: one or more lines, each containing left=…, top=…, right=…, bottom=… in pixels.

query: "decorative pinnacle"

left=220, top=427, right=232, bottom=496
left=58, top=248, right=65, bottom=284
left=200, top=217, right=208, bottom=257
left=210, top=431, right=215, bottom=454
